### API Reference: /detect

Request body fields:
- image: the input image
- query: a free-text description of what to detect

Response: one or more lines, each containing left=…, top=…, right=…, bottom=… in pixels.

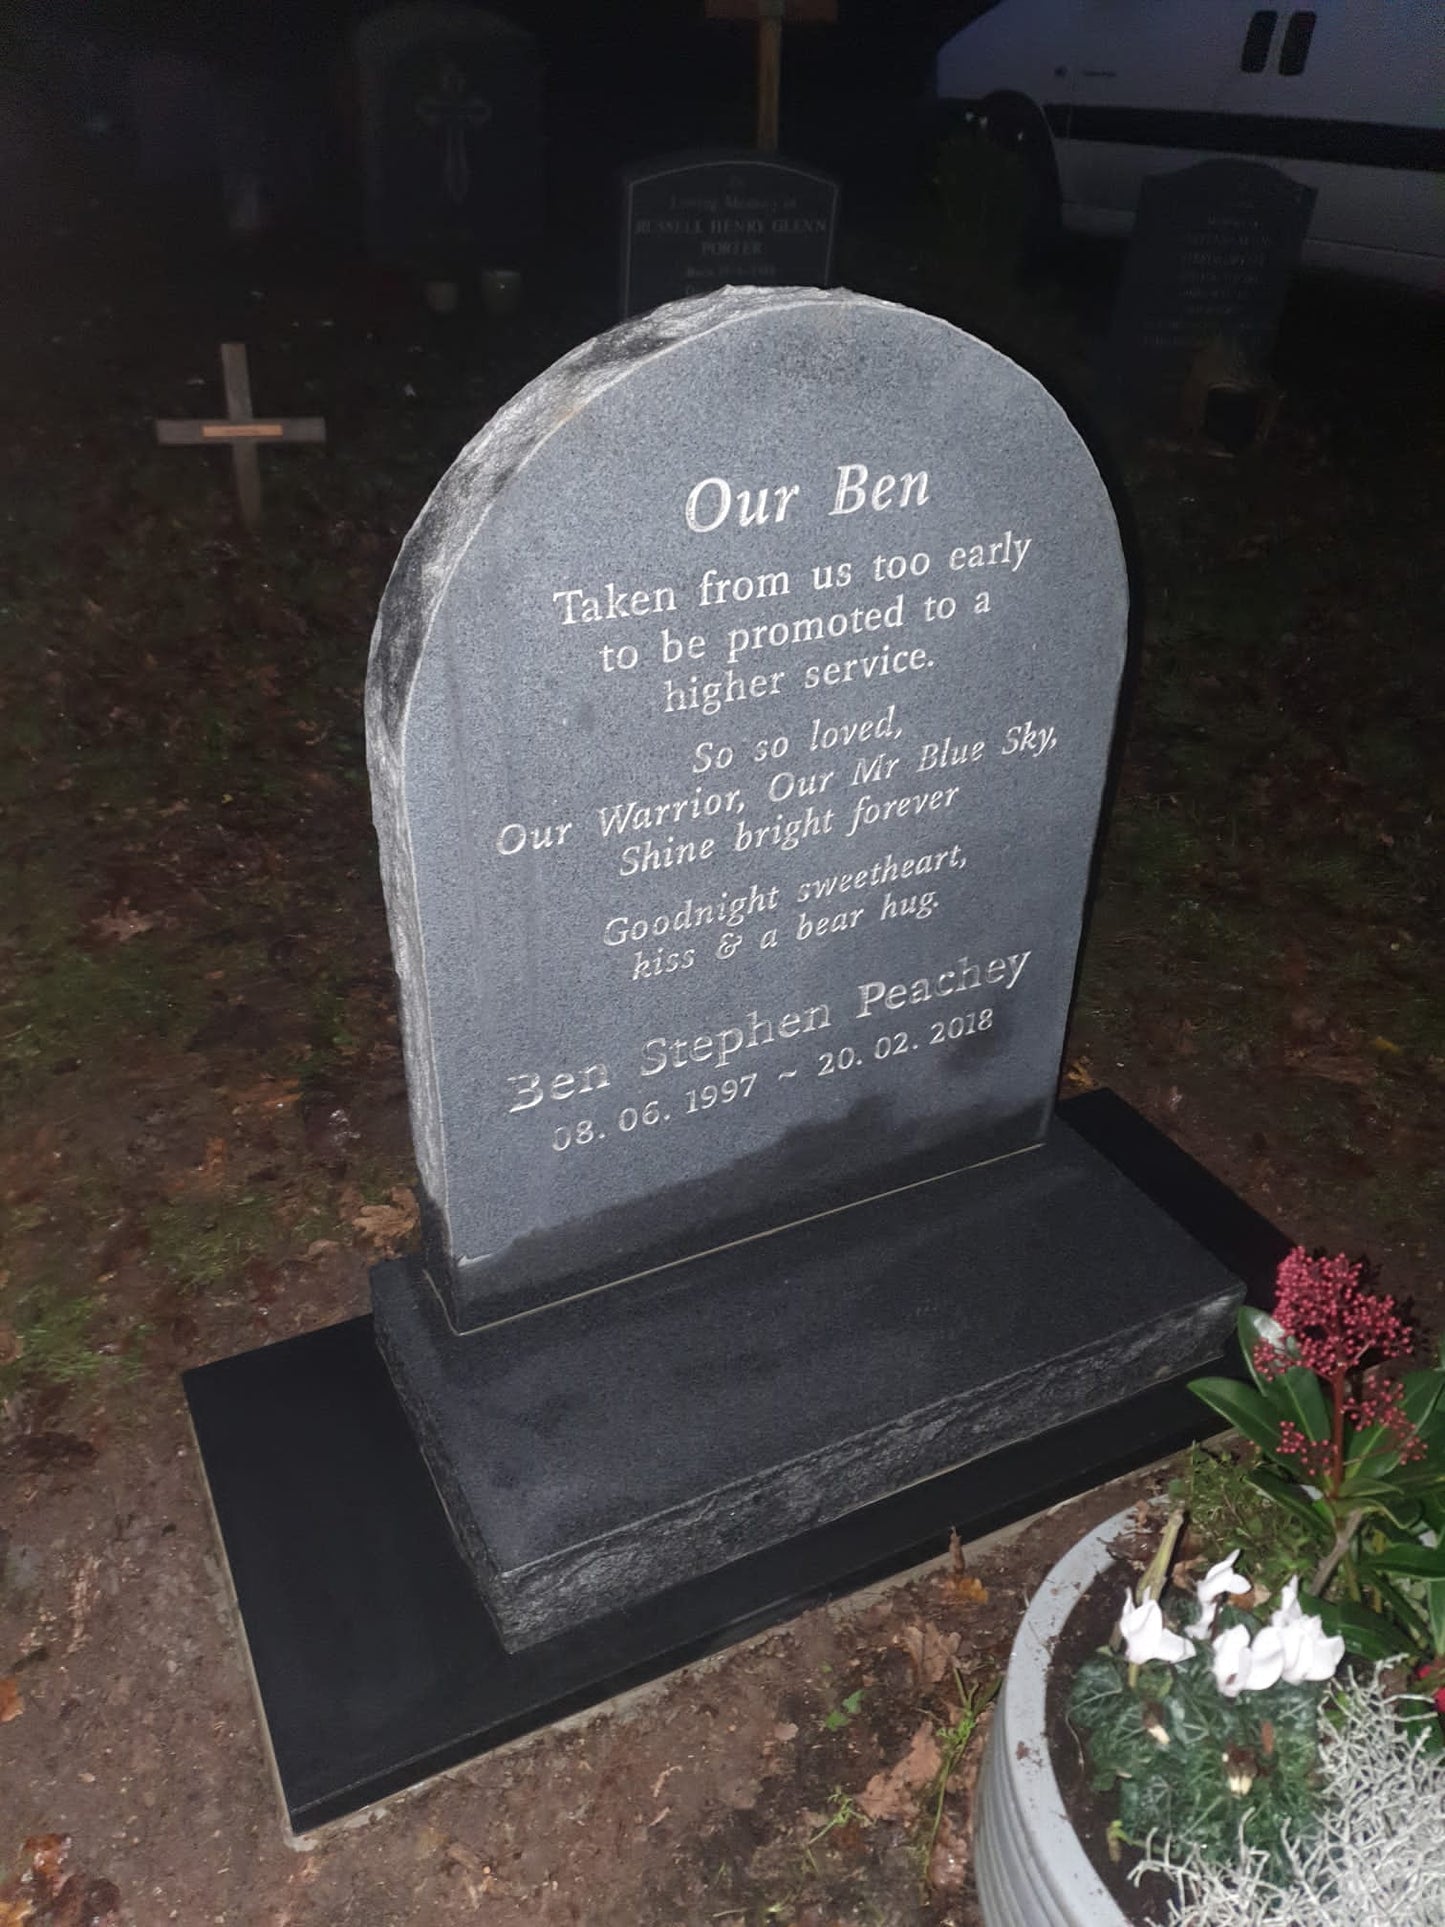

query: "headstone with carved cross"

left=154, top=344, right=325, bottom=531
left=355, top=3, right=542, bottom=278
left=705, top=0, right=837, bottom=152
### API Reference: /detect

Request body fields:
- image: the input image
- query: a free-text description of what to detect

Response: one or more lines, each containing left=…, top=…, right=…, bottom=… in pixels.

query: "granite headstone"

left=355, top=2, right=542, bottom=275
left=619, top=152, right=838, bottom=317
left=1104, top=159, right=1316, bottom=415
left=365, top=288, right=1244, bottom=1648
left=369, top=287, right=1126, bottom=1332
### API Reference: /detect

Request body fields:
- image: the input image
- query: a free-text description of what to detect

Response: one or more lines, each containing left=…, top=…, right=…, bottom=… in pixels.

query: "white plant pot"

left=975, top=1506, right=1141, bottom=1927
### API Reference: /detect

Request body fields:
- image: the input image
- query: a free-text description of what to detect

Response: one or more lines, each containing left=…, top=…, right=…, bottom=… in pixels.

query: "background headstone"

left=355, top=2, right=542, bottom=275
left=368, top=286, right=1127, bottom=1333
left=619, top=151, right=838, bottom=316
left=1103, top=160, right=1316, bottom=417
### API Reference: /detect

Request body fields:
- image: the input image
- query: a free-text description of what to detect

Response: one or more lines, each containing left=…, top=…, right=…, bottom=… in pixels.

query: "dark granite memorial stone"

left=619, top=152, right=838, bottom=317
left=355, top=3, right=541, bottom=274
left=363, top=285, right=1245, bottom=1646
left=369, top=288, right=1133, bottom=1336
left=1104, top=159, right=1316, bottom=415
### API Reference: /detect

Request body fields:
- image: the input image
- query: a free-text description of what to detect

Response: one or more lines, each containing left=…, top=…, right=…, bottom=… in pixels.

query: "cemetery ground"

left=2, top=192, right=1442, bottom=1924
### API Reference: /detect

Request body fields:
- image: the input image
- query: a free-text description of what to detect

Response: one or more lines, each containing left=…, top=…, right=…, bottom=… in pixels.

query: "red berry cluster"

left=1349, top=1367, right=1425, bottom=1461
left=1274, top=1419, right=1335, bottom=1480
left=1255, top=1248, right=1422, bottom=1477
left=1256, top=1247, right=1414, bottom=1381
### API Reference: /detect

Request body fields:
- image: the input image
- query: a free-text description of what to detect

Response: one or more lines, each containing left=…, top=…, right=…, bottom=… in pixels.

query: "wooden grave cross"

left=704, top=0, right=837, bottom=153
left=155, top=343, right=325, bottom=531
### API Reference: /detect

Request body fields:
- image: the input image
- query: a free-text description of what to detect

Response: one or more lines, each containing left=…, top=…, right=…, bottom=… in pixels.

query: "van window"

left=1240, top=10, right=1278, bottom=73
left=1278, top=10, right=1317, bottom=77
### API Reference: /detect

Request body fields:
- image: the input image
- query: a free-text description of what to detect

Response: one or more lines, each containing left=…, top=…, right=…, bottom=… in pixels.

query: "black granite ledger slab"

left=372, top=1110, right=1241, bottom=1648
left=184, top=1093, right=1283, bottom=1836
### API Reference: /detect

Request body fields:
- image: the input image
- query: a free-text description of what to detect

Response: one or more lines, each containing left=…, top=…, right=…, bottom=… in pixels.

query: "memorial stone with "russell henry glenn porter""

left=619, top=152, right=838, bottom=316
left=186, top=286, right=1262, bottom=1830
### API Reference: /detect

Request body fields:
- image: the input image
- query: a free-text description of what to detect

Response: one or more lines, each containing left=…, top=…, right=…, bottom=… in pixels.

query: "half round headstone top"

left=366, top=286, right=1128, bottom=1330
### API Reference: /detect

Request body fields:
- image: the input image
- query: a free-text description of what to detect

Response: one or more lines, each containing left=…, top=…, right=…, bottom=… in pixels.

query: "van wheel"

left=980, top=93, right=1061, bottom=254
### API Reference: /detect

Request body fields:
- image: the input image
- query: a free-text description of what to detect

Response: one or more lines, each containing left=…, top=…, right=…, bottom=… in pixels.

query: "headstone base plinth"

left=184, top=1093, right=1284, bottom=1837
left=374, top=1112, right=1242, bottom=1650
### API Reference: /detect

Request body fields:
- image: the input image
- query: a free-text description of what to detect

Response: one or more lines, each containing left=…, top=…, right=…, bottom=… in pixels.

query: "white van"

left=934, top=0, right=1445, bottom=292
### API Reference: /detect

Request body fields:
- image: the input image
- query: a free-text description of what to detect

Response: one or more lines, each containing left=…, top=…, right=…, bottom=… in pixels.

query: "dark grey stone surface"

left=373, top=1112, right=1241, bottom=1648
left=185, top=1090, right=1275, bottom=1823
left=366, top=287, right=1129, bottom=1331
left=619, top=152, right=839, bottom=318
left=355, top=3, right=541, bottom=274
left=1104, top=160, right=1316, bottom=412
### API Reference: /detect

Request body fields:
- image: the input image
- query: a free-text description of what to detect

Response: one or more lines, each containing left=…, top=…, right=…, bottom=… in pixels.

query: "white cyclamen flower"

left=1211, top=1621, right=1286, bottom=1696
left=1120, top=1592, right=1194, bottom=1666
left=1185, top=1549, right=1253, bottom=1639
left=1268, top=1577, right=1345, bottom=1684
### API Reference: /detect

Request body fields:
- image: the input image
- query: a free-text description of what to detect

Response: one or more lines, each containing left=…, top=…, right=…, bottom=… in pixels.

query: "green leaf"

left=1427, top=1578, right=1445, bottom=1656
left=1245, top=1465, right=1333, bottom=1539
left=1314, top=1596, right=1408, bottom=1663
left=1068, top=1653, right=1125, bottom=1731
left=1357, top=1563, right=1430, bottom=1647
left=1368, top=1541, right=1445, bottom=1579
left=1403, top=1368, right=1445, bottom=1432
left=1188, top=1376, right=1284, bottom=1455
left=1269, top=1363, right=1332, bottom=1445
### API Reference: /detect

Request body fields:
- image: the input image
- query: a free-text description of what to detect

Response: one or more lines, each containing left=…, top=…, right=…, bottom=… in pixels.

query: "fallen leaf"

left=90, top=902, right=155, bottom=944
left=857, top=1721, right=942, bottom=1822
left=81, top=1880, right=122, bottom=1927
left=0, top=1677, right=21, bottom=1722
left=926, top=1812, right=971, bottom=1891
left=228, top=1075, right=302, bottom=1117
left=197, top=1136, right=228, bottom=1184
left=943, top=1528, right=989, bottom=1601
left=1291, top=1050, right=1375, bottom=1087
left=21, top=1836, right=69, bottom=1899
left=772, top=1720, right=798, bottom=1743
left=351, top=1187, right=419, bottom=1250
left=43, top=1879, right=82, bottom=1927
left=0, top=1325, right=24, bottom=1366
left=899, top=1622, right=960, bottom=1688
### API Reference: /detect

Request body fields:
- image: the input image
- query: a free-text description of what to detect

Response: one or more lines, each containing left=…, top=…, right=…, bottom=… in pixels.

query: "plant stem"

left=1312, top=1507, right=1366, bottom=1596
left=1329, top=1368, right=1347, bottom=1498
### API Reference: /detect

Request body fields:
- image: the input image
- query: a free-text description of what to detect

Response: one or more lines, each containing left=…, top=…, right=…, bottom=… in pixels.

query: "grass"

left=142, top=1192, right=289, bottom=1292
left=0, top=1280, right=103, bottom=1404
left=0, top=882, right=208, bottom=1103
